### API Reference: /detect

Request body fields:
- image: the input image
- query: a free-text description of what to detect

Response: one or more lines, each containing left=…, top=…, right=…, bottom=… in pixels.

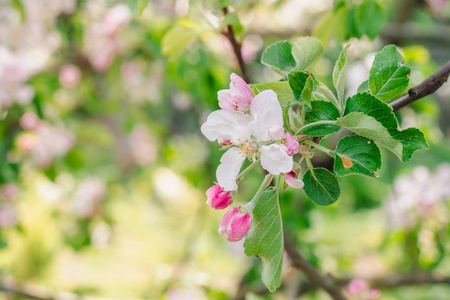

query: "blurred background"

left=0, top=0, right=449, bottom=299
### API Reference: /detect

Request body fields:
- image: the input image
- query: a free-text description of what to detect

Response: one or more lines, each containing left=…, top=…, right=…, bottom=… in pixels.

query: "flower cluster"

left=202, top=74, right=304, bottom=242
left=384, top=164, right=450, bottom=229
left=347, top=279, right=380, bottom=300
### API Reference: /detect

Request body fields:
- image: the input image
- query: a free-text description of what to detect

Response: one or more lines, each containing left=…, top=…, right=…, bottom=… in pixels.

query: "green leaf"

left=220, top=12, right=243, bottom=36
left=369, top=45, right=411, bottom=101
left=303, top=168, right=340, bottom=206
left=244, top=187, right=283, bottom=292
left=344, top=93, right=398, bottom=130
left=355, top=0, right=387, bottom=39
left=252, top=81, right=294, bottom=107
left=161, top=20, right=207, bottom=59
left=304, top=101, right=341, bottom=136
left=333, top=44, right=351, bottom=103
left=337, top=112, right=404, bottom=159
left=11, top=0, right=25, bottom=22
left=334, top=135, right=381, bottom=177
left=344, top=93, right=428, bottom=161
left=357, top=80, right=369, bottom=93
left=128, top=0, right=150, bottom=15
left=391, top=128, right=428, bottom=162
left=288, top=71, right=313, bottom=104
left=292, top=37, right=324, bottom=71
left=312, top=82, right=339, bottom=105
left=261, top=41, right=297, bottom=76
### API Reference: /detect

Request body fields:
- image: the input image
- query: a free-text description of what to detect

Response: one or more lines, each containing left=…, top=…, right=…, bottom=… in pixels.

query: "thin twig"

left=221, top=7, right=250, bottom=83
left=390, top=60, right=450, bottom=112
left=284, top=233, right=348, bottom=300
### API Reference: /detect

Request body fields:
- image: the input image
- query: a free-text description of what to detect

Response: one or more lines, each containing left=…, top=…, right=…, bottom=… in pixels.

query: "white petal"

left=249, top=90, right=283, bottom=142
left=217, top=148, right=247, bottom=191
left=201, top=110, right=253, bottom=144
left=285, top=173, right=304, bottom=189
left=260, top=144, right=293, bottom=175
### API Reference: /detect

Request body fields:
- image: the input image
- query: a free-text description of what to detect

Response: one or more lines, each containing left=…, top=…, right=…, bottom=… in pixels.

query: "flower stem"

left=302, top=139, right=335, bottom=157
left=237, top=159, right=260, bottom=180
left=244, top=174, right=274, bottom=213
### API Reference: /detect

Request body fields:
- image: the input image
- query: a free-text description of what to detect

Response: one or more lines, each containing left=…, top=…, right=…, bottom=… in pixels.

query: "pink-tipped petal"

left=285, top=132, right=300, bottom=156
left=227, top=211, right=252, bottom=242
left=260, top=144, right=293, bottom=175
left=219, top=207, right=239, bottom=235
left=206, top=184, right=233, bottom=210
left=284, top=172, right=304, bottom=189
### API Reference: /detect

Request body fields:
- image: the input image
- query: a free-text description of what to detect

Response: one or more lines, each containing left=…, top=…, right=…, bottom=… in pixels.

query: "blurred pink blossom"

left=0, top=184, right=19, bottom=200
left=128, top=124, right=157, bottom=166
left=72, top=177, right=106, bottom=219
left=59, top=64, right=81, bottom=88
left=0, top=203, right=17, bottom=228
left=84, top=4, right=131, bottom=72
left=384, top=164, right=450, bottom=229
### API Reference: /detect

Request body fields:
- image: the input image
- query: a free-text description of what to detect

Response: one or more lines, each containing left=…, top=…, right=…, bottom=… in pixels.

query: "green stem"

left=294, top=120, right=337, bottom=135
left=305, top=157, right=314, bottom=175
left=303, top=139, right=335, bottom=157
left=237, top=159, right=260, bottom=179
left=244, top=174, right=274, bottom=213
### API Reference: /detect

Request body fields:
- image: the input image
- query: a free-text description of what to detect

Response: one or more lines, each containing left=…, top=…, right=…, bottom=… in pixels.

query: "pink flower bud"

left=218, top=138, right=232, bottom=147
left=284, top=172, right=304, bottom=189
left=206, top=184, right=233, bottom=210
left=218, top=73, right=253, bottom=112
left=59, top=64, right=81, bottom=88
left=347, top=279, right=368, bottom=295
left=20, top=112, right=40, bottom=130
left=219, top=207, right=252, bottom=242
left=268, top=125, right=285, bottom=141
left=285, top=132, right=299, bottom=156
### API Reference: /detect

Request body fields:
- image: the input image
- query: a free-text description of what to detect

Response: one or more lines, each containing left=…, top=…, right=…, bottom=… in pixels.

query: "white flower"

left=201, top=90, right=293, bottom=191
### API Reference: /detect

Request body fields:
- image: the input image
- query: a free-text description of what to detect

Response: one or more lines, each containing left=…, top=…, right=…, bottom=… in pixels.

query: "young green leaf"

left=244, top=187, right=283, bottom=292
left=369, top=45, right=411, bottom=101
left=390, top=128, right=429, bottom=162
left=337, top=112, right=404, bottom=159
left=355, top=0, right=387, bottom=40
left=303, top=168, right=340, bottom=206
left=292, top=37, right=324, bottom=71
left=334, top=135, right=381, bottom=177
left=252, top=81, right=294, bottom=107
left=357, top=80, right=370, bottom=93
left=161, top=20, right=208, bottom=59
left=288, top=71, right=313, bottom=109
left=344, top=93, right=398, bottom=130
left=344, top=93, right=428, bottom=161
left=261, top=41, right=297, bottom=76
left=304, top=101, right=341, bottom=136
left=128, top=0, right=150, bottom=16
left=333, top=44, right=351, bottom=103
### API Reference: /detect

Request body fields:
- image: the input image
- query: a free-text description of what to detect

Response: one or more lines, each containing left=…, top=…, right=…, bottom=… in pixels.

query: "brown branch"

left=390, top=60, right=450, bottom=112
left=284, top=233, right=348, bottom=300
left=221, top=7, right=250, bottom=83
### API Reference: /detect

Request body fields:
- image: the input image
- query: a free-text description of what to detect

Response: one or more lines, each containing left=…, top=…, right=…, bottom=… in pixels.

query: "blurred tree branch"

left=221, top=7, right=250, bottom=83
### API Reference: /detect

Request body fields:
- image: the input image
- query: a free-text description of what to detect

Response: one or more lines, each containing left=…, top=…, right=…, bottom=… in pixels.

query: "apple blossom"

left=218, top=73, right=253, bottom=112
left=206, top=184, right=233, bottom=210
left=201, top=89, right=294, bottom=191
left=219, top=207, right=252, bottom=242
